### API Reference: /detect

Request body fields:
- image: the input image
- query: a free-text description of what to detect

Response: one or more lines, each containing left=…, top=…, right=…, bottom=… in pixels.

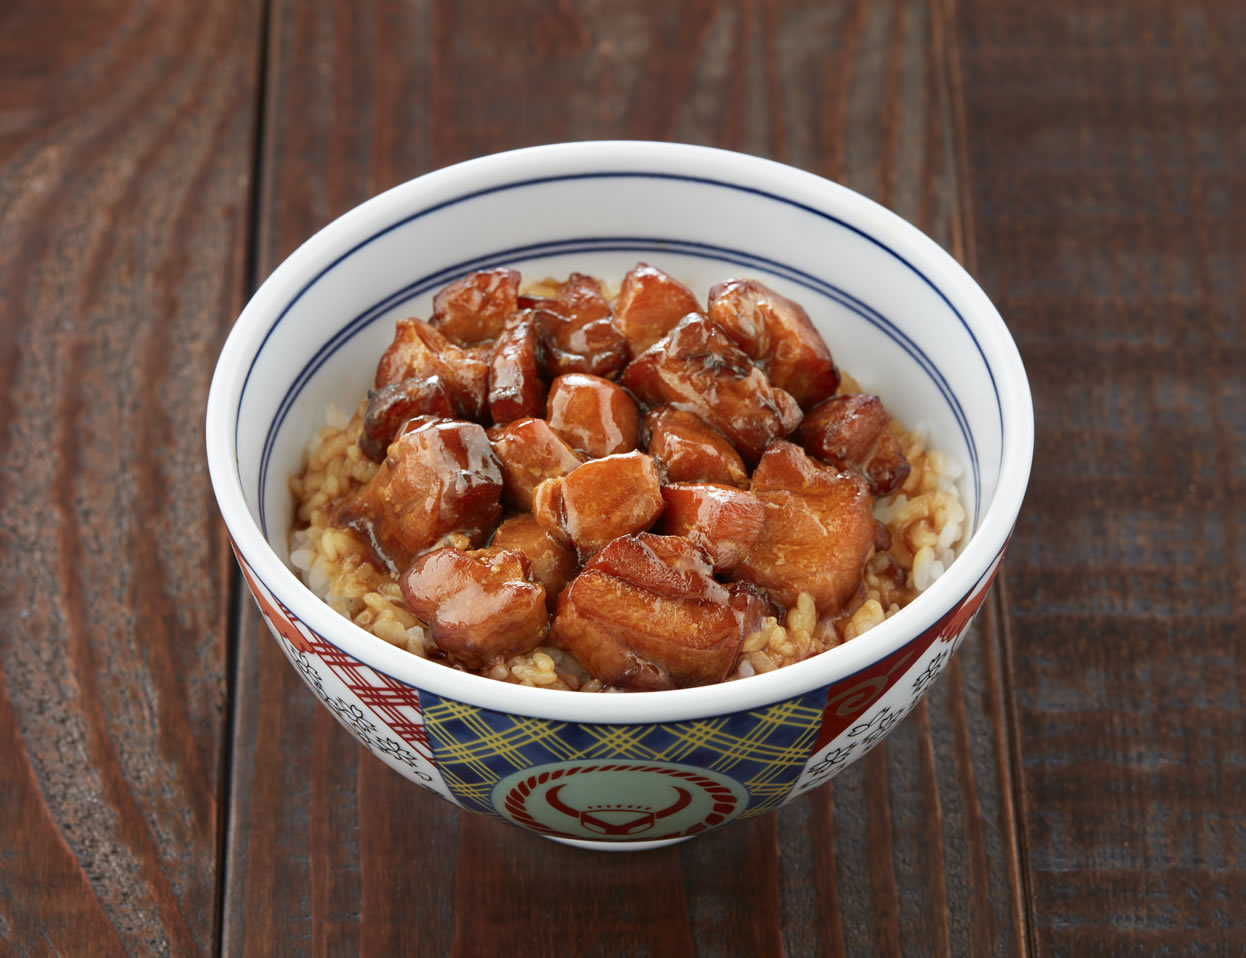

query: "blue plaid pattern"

left=419, top=687, right=828, bottom=816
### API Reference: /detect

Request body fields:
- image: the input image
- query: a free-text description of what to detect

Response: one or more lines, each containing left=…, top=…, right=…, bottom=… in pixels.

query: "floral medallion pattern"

left=791, top=556, right=1004, bottom=795
left=233, top=547, right=454, bottom=802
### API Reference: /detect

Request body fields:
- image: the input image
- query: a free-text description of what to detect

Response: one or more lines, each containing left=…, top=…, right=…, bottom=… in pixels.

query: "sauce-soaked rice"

left=288, top=392, right=965, bottom=690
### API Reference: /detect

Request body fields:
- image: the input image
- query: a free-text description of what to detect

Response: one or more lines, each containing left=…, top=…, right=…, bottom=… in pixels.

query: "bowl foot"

left=545, top=834, right=696, bottom=852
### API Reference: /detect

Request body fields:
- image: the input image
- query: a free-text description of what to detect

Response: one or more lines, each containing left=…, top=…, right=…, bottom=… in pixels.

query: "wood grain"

left=0, top=0, right=264, bottom=954
left=219, top=0, right=1027, bottom=955
left=954, top=0, right=1246, bottom=953
left=451, top=820, right=697, bottom=957
left=16, top=0, right=1243, bottom=953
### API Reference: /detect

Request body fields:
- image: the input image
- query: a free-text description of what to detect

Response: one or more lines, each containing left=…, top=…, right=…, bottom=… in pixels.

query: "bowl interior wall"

left=228, top=173, right=1003, bottom=589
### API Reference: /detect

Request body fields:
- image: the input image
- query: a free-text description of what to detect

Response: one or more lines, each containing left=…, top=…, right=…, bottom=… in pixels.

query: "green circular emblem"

left=493, top=760, right=749, bottom=841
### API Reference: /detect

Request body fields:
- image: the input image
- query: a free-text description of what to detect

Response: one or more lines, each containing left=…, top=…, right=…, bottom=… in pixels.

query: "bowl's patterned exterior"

left=234, top=543, right=1005, bottom=845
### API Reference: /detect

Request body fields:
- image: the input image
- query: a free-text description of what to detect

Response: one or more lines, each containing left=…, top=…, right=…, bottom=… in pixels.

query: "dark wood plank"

left=0, top=0, right=264, bottom=954
left=451, top=819, right=696, bottom=957
left=768, top=0, right=1030, bottom=953
left=953, top=0, right=1246, bottom=952
left=224, top=0, right=1027, bottom=954
left=221, top=617, right=352, bottom=957
left=679, top=815, right=784, bottom=956
left=356, top=755, right=461, bottom=958
left=0, top=672, right=126, bottom=957
left=785, top=615, right=1027, bottom=957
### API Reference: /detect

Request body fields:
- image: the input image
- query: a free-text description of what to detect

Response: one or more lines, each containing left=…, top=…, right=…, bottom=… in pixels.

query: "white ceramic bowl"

left=206, top=142, right=1033, bottom=848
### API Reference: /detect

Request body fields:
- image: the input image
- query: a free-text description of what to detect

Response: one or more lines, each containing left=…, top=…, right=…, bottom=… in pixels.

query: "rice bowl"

left=206, top=141, right=1032, bottom=846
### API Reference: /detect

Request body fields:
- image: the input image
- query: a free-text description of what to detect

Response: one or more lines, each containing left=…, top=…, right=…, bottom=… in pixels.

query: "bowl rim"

left=206, top=140, right=1034, bottom=724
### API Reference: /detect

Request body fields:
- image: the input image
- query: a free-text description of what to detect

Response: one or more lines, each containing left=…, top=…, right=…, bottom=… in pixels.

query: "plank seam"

left=930, top=0, right=1036, bottom=952
left=992, top=578, right=1037, bottom=958
left=214, top=0, right=275, bottom=954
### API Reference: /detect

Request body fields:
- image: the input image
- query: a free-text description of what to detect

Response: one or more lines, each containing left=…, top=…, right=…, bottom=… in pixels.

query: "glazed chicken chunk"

left=707, top=278, right=840, bottom=408
left=551, top=534, right=771, bottom=690
left=488, top=515, right=578, bottom=611
left=359, top=375, right=460, bottom=461
left=488, top=417, right=585, bottom=511
left=373, top=318, right=490, bottom=421
left=487, top=312, right=546, bottom=424
left=621, top=314, right=803, bottom=465
left=612, top=262, right=704, bottom=355
left=731, top=440, right=876, bottom=615
left=545, top=372, right=641, bottom=458
left=656, top=482, right=766, bottom=574
left=798, top=393, right=911, bottom=496
left=336, top=416, right=503, bottom=574
left=522, top=273, right=630, bottom=378
left=429, top=267, right=521, bottom=346
left=401, top=547, right=546, bottom=668
left=531, top=451, right=665, bottom=561
left=643, top=406, right=749, bottom=488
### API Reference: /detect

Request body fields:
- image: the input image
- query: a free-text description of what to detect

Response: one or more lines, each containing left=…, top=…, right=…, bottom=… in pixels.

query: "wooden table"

left=2, top=0, right=1243, bottom=954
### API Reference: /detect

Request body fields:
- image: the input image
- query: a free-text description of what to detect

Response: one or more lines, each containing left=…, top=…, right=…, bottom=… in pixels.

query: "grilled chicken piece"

left=520, top=271, right=612, bottom=321
left=545, top=372, right=641, bottom=458
left=620, top=315, right=802, bottom=465
left=429, top=267, right=521, bottom=346
left=400, top=547, right=546, bottom=667
left=643, top=405, right=749, bottom=488
left=612, top=263, right=703, bottom=355
left=373, top=318, right=490, bottom=421
left=798, top=393, right=910, bottom=496
left=359, top=375, right=460, bottom=461
left=522, top=274, right=630, bottom=378
left=656, top=483, right=766, bottom=573
left=531, top=451, right=664, bottom=561
left=488, top=417, right=585, bottom=511
left=488, top=314, right=546, bottom=424
left=336, top=416, right=503, bottom=573
left=488, top=514, right=578, bottom=610
left=707, top=278, right=840, bottom=409
left=551, top=533, right=769, bottom=690
left=731, top=441, right=876, bottom=615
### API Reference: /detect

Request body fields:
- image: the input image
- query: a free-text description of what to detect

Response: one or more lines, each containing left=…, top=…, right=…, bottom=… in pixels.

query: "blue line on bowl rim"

left=239, top=172, right=999, bottom=407
left=252, top=236, right=984, bottom=532
left=235, top=171, right=1000, bottom=499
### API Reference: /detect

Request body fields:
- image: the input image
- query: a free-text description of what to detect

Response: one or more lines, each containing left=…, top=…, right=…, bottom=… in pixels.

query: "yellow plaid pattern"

left=421, top=689, right=827, bottom=816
